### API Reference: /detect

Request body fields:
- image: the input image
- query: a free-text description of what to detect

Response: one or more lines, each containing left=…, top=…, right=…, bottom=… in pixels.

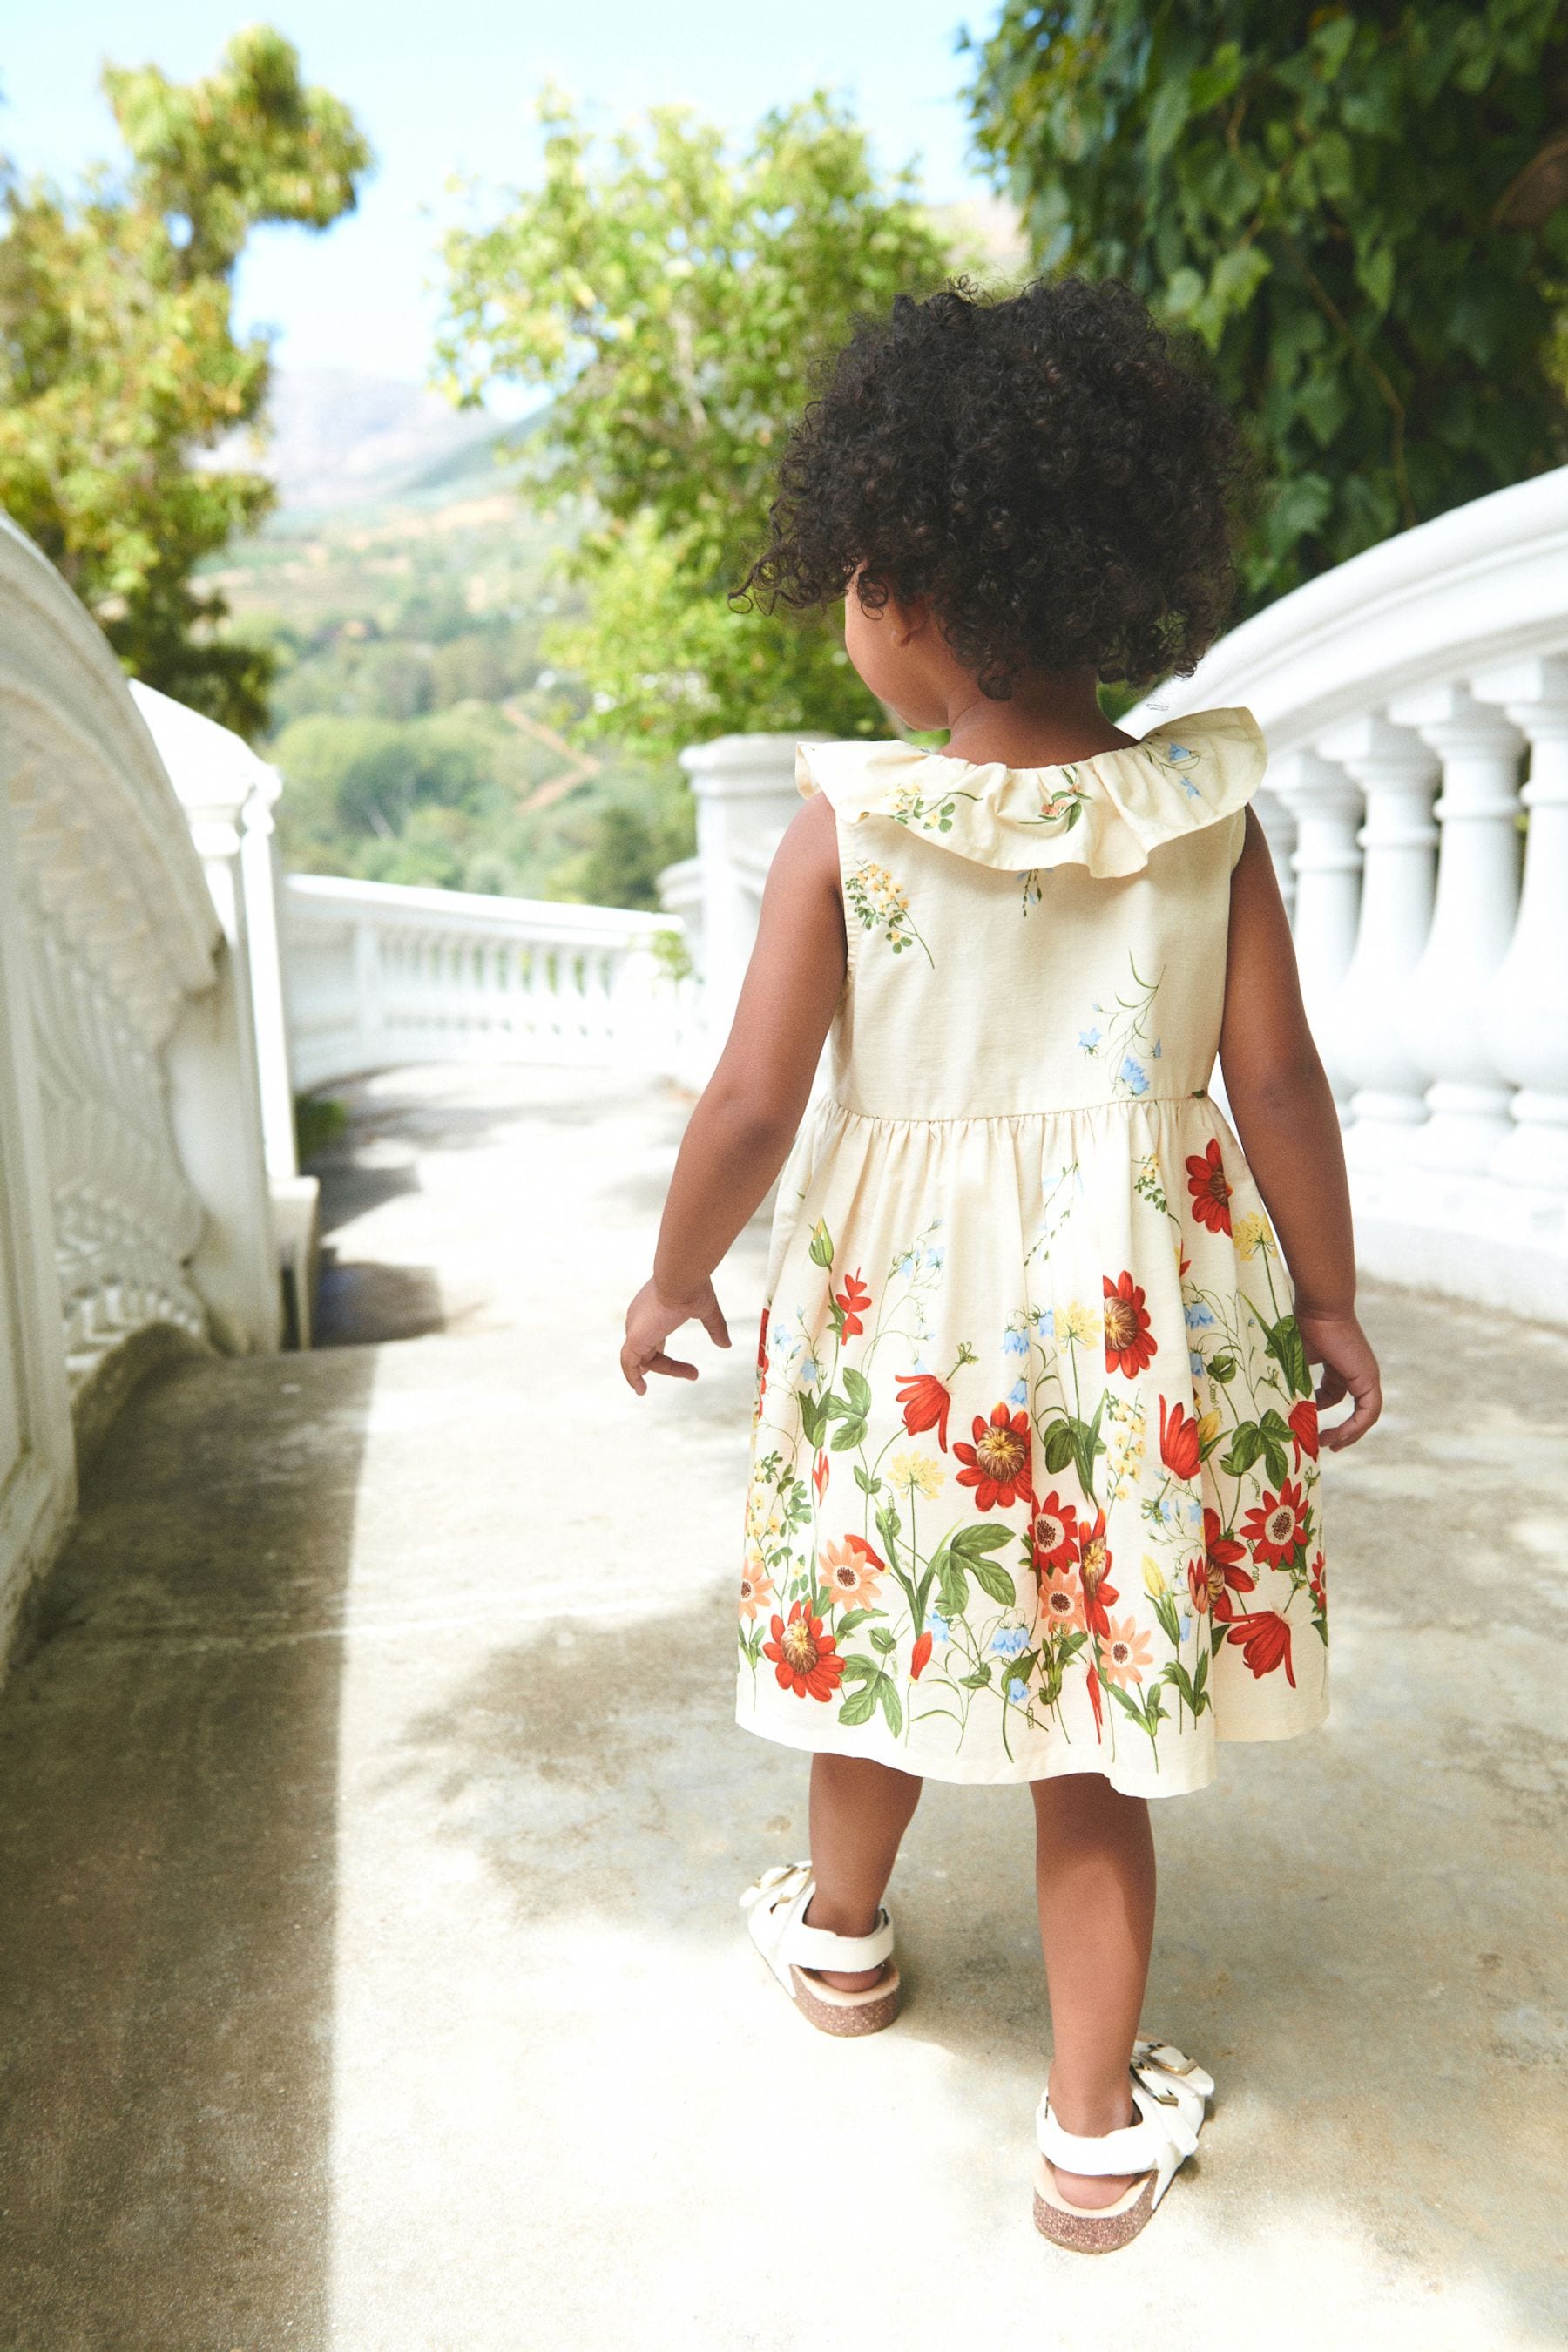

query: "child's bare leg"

left=805, top=1753, right=922, bottom=1990
left=1031, top=1773, right=1156, bottom=2211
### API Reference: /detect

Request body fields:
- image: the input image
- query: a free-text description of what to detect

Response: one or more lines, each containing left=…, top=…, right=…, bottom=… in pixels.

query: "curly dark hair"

left=738, top=275, right=1248, bottom=696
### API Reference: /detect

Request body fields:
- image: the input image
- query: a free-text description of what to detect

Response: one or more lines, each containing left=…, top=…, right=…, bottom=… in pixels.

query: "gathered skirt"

left=736, top=1092, right=1328, bottom=1797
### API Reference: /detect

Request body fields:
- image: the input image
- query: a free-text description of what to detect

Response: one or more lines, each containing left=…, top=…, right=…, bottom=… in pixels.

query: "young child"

left=620, top=276, right=1381, bottom=2253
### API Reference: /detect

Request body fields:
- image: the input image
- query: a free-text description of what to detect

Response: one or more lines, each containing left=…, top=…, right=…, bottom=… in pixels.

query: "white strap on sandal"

left=1034, top=2037, right=1213, bottom=2250
left=740, top=1861, right=900, bottom=2036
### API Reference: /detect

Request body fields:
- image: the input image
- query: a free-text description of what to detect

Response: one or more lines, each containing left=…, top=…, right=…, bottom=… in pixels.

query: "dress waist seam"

left=820, top=1092, right=1216, bottom=1128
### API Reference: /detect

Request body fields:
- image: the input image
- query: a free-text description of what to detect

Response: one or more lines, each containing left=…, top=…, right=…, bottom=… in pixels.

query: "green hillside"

left=208, top=434, right=693, bottom=909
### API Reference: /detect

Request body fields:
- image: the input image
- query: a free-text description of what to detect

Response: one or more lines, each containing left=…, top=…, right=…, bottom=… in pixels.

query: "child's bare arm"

left=1219, top=810, right=1382, bottom=1448
left=620, top=793, right=847, bottom=1393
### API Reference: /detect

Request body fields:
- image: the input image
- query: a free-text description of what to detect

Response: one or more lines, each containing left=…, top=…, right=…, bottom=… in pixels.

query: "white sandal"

left=1033, top=2038, right=1214, bottom=2253
left=740, top=1861, right=901, bottom=2037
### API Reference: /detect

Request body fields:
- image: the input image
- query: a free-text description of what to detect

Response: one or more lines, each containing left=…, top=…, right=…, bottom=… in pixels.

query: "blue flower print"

left=1119, top=1056, right=1150, bottom=1096
left=1009, top=1379, right=1028, bottom=1408
left=926, top=1609, right=950, bottom=1644
left=990, top=1624, right=1029, bottom=1660
left=1184, top=1301, right=1216, bottom=1329
left=800, top=1356, right=821, bottom=1386
left=1190, top=1348, right=1206, bottom=1378
left=926, top=1245, right=945, bottom=1270
left=1007, top=1677, right=1031, bottom=1707
left=1078, top=1025, right=1103, bottom=1052
left=1002, top=1327, right=1029, bottom=1358
left=1035, top=1308, right=1055, bottom=1341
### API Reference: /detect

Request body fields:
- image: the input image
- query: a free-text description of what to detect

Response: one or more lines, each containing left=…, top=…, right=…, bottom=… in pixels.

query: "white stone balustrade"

left=281, top=875, right=697, bottom=1093
left=0, top=511, right=281, bottom=1658
left=1126, top=461, right=1568, bottom=1320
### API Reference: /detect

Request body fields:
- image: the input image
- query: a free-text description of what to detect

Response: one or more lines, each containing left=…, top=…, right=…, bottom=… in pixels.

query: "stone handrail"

left=0, top=512, right=280, bottom=1659
left=282, top=874, right=697, bottom=1092
left=1127, top=463, right=1568, bottom=1319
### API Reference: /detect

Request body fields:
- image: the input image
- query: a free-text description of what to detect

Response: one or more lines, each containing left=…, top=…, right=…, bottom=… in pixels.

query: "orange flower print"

left=954, top=1403, right=1035, bottom=1511
left=1042, top=1574, right=1086, bottom=1633
left=1101, top=1617, right=1153, bottom=1688
left=1185, top=1138, right=1233, bottom=1236
left=1288, top=1398, right=1320, bottom=1466
left=1076, top=1511, right=1118, bottom=1636
left=1242, top=1478, right=1310, bottom=1568
left=739, top=1558, right=776, bottom=1621
left=835, top=1270, right=872, bottom=1339
left=1186, top=1557, right=1211, bottom=1618
left=896, top=1370, right=952, bottom=1451
left=1227, top=1609, right=1296, bottom=1686
left=909, top=1630, right=933, bottom=1680
left=1308, top=1551, right=1327, bottom=1615
left=813, top=1450, right=829, bottom=1501
left=1102, top=1271, right=1157, bottom=1377
left=819, top=1534, right=885, bottom=1612
left=764, top=1603, right=845, bottom=1701
left=1031, top=1490, right=1079, bottom=1574
left=1158, top=1396, right=1201, bottom=1481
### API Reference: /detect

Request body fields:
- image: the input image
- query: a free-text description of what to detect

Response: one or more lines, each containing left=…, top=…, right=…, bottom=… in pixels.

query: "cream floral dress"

left=737, top=708, right=1328, bottom=1797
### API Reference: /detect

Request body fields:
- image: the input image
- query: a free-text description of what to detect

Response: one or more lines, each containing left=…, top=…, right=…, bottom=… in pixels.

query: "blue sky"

left=4, top=2, right=998, bottom=387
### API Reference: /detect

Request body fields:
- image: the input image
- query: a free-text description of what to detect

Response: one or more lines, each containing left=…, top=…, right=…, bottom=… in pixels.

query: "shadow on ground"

left=0, top=1347, right=375, bottom=2350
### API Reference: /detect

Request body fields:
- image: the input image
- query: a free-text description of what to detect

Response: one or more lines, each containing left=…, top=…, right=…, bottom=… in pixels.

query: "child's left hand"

left=620, top=1276, right=731, bottom=1395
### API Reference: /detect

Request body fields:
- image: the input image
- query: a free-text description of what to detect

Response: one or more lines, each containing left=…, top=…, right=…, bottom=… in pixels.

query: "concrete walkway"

left=2, top=1064, right=1565, bottom=2351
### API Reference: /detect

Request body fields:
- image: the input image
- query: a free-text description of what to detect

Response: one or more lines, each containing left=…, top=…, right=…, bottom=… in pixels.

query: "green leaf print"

left=830, top=1414, right=868, bottom=1453
left=1220, top=1421, right=1265, bottom=1477
left=808, top=1219, right=835, bottom=1269
left=875, top=1674, right=903, bottom=1736
left=967, top=1554, right=1017, bottom=1606
left=838, top=1685, right=878, bottom=1727
left=869, top=1625, right=897, bottom=1653
left=842, top=1367, right=872, bottom=1417
left=836, top=1607, right=881, bottom=1636
left=1208, top=1352, right=1238, bottom=1383
left=1264, top=1314, right=1313, bottom=1401
left=1258, top=1408, right=1294, bottom=1489
left=799, top=1390, right=829, bottom=1450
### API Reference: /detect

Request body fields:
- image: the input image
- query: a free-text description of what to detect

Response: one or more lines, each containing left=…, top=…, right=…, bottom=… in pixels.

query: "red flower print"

left=1158, top=1396, right=1201, bottom=1482
left=1227, top=1609, right=1296, bottom=1686
left=1308, top=1551, right=1327, bottom=1614
left=1186, top=1558, right=1210, bottom=1617
left=1101, top=1271, right=1157, bottom=1377
left=763, top=1602, right=845, bottom=1701
left=1185, top=1139, right=1233, bottom=1236
left=896, top=1371, right=952, bottom=1452
left=1031, top=1491, right=1079, bottom=1574
left=954, top=1404, right=1035, bottom=1511
left=1288, top=1398, right=1320, bottom=1466
left=1241, top=1478, right=1310, bottom=1568
left=1199, top=1507, right=1254, bottom=1618
left=835, top=1270, right=872, bottom=1338
left=910, top=1630, right=933, bottom=1681
left=813, top=1450, right=829, bottom=1502
left=1076, top=1511, right=1119, bottom=1638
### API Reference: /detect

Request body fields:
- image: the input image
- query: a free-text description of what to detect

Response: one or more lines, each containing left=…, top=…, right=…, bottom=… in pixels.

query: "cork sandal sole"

left=1032, top=2156, right=1158, bottom=2253
left=788, top=1961, right=902, bottom=2038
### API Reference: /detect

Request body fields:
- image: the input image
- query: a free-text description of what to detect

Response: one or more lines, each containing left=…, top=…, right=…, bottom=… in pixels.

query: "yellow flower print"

left=1058, top=1301, right=1103, bottom=1348
left=1233, top=1211, right=1277, bottom=1260
left=889, top=1450, right=945, bottom=1499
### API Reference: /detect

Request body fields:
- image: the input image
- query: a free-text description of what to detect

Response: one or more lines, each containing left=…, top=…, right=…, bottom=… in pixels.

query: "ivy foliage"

left=0, top=28, right=371, bottom=734
left=436, top=92, right=953, bottom=755
left=966, top=3, right=1568, bottom=607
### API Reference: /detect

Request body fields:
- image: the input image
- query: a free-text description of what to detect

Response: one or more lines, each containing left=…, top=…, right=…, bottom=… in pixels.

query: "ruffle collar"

left=796, top=707, right=1266, bottom=880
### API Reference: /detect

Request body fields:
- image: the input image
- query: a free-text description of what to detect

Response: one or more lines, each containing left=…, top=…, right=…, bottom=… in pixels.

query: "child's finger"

left=1315, top=1365, right=1348, bottom=1409
left=702, top=1299, right=732, bottom=1348
left=646, top=1349, right=700, bottom=1382
left=1323, top=1370, right=1381, bottom=1450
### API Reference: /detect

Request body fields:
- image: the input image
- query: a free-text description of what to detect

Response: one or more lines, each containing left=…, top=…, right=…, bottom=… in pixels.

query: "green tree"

left=436, top=91, right=951, bottom=756
left=966, top=3, right=1568, bottom=605
left=0, top=27, right=371, bottom=733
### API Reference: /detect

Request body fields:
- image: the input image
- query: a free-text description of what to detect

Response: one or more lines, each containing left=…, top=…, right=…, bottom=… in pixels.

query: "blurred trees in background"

left=966, top=2, right=1568, bottom=611
left=0, top=27, right=370, bottom=733
left=436, top=91, right=952, bottom=756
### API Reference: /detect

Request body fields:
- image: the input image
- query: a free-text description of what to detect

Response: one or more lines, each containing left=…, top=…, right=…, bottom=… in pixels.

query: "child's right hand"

left=1294, top=1308, right=1382, bottom=1450
left=620, top=1276, right=731, bottom=1396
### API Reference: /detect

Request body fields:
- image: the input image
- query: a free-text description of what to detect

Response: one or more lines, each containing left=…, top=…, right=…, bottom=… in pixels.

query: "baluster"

left=1317, top=714, right=1440, bottom=1159
left=1389, top=683, right=1524, bottom=1172
left=1470, top=657, right=1568, bottom=1192
left=1269, top=747, right=1362, bottom=1106
left=1251, top=782, right=1297, bottom=921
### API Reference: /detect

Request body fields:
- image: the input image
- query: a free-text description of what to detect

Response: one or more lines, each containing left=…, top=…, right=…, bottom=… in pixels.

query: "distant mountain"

left=242, top=368, right=520, bottom=513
